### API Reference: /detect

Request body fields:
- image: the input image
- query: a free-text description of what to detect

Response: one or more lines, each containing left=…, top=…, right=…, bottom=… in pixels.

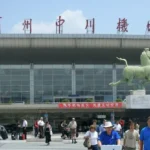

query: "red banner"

left=58, top=102, right=123, bottom=109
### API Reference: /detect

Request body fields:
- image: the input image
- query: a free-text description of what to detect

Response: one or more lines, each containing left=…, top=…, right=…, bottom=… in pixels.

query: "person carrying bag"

left=45, top=121, right=52, bottom=145
left=84, top=125, right=99, bottom=150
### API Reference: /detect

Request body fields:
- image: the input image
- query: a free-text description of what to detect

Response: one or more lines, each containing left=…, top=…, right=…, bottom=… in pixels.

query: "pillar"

left=30, top=63, right=34, bottom=104
left=112, top=64, right=117, bottom=101
left=72, top=63, right=76, bottom=102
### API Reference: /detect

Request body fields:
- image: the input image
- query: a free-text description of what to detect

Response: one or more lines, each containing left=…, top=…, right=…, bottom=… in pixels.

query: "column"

left=72, top=63, right=76, bottom=102
left=30, top=63, right=34, bottom=104
left=112, top=64, right=117, bottom=101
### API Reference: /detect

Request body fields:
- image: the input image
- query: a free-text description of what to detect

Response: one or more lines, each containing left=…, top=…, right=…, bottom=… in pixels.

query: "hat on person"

left=40, top=117, right=43, bottom=120
left=72, top=118, right=75, bottom=120
left=104, top=121, right=113, bottom=128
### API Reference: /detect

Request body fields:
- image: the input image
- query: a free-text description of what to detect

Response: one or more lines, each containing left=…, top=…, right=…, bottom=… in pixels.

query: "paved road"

left=0, top=134, right=139, bottom=150
left=0, top=140, right=139, bottom=150
left=0, top=141, right=86, bottom=150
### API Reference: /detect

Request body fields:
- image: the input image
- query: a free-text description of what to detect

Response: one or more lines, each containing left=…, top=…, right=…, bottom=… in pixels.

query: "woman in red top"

left=34, top=119, right=39, bottom=137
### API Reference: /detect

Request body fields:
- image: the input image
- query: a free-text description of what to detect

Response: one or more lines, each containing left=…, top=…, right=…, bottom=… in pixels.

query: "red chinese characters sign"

left=85, top=18, right=95, bottom=34
left=56, top=16, right=65, bottom=34
left=117, top=18, right=128, bottom=33
left=146, top=21, right=150, bottom=32
left=22, top=19, right=32, bottom=34
left=58, top=102, right=123, bottom=109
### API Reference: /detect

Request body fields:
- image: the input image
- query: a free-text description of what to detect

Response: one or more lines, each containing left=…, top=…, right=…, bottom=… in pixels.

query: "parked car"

left=0, top=125, right=8, bottom=140
left=4, top=124, right=16, bottom=133
left=3, top=124, right=33, bottom=133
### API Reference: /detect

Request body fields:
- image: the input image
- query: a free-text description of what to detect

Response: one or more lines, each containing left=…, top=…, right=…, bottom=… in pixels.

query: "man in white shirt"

left=114, top=120, right=122, bottom=137
left=38, top=117, right=45, bottom=138
left=22, top=119, right=28, bottom=139
left=68, top=118, right=77, bottom=144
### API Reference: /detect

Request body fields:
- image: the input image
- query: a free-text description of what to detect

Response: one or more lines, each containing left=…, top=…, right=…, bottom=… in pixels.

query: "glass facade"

left=76, top=65, right=113, bottom=102
left=34, top=65, right=72, bottom=103
left=0, top=64, right=149, bottom=103
left=0, top=65, right=30, bottom=103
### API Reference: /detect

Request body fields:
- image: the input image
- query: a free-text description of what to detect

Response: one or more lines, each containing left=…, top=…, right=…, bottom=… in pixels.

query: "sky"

left=0, top=0, right=149, bottom=34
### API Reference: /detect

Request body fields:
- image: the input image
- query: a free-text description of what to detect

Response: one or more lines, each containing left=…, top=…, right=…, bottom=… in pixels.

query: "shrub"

left=45, top=100, right=50, bottom=104
left=8, top=100, right=12, bottom=104
left=85, top=98, right=94, bottom=102
left=25, top=100, right=30, bottom=104
left=62, top=99, right=70, bottom=102
left=115, top=98, right=123, bottom=102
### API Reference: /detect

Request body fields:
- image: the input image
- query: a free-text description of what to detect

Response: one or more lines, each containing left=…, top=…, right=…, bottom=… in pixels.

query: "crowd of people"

left=13, top=117, right=52, bottom=145
left=8, top=116, right=150, bottom=150
left=33, top=117, right=52, bottom=145
left=61, top=118, right=78, bottom=143
left=83, top=117, right=150, bottom=150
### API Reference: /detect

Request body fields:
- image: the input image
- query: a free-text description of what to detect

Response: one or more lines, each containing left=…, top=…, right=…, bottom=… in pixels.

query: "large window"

left=34, top=65, right=72, bottom=103
left=76, top=65, right=113, bottom=102
left=0, top=65, right=30, bottom=103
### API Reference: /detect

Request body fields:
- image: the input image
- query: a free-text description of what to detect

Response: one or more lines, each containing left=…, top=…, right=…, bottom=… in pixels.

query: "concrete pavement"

left=0, top=133, right=139, bottom=150
left=0, top=133, right=86, bottom=150
left=0, top=141, right=86, bottom=150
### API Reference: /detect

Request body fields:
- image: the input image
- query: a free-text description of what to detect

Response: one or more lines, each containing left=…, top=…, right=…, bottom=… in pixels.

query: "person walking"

left=38, top=117, right=45, bottom=138
left=114, top=120, right=122, bottom=137
left=22, top=119, right=28, bottom=139
left=92, top=120, right=100, bottom=134
left=99, top=119, right=106, bottom=135
left=98, top=121, right=121, bottom=147
left=45, top=121, right=52, bottom=145
left=16, top=120, right=21, bottom=139
left=119, top=118, right=125, bottom=136
left=84, top=125, right=99, bottom=150
left=123, top=121, right=139, bottom=150
left=135, top=122, right=140, bottom=134
left=140, top=116, right=150, bottom=150
left=68, top=118, right=77, bottom=144
left=61, top=120, right=67, bottom=138
left=34, top=119, right=39, bottom=137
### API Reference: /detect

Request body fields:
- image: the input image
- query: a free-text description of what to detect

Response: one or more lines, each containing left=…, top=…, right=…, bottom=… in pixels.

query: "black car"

left=0, top=125, right=8, bottom=140
left=4, top=124, right=33, bottom=133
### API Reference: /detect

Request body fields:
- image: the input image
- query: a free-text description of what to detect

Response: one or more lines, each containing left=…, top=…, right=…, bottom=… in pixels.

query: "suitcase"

left=22, top=134, right=25, bottom=140
left=11, top=131, right=16, bottom=140
left=1, top=130, right=8, bottom=140
left=19, top=135, right=22, bottom=140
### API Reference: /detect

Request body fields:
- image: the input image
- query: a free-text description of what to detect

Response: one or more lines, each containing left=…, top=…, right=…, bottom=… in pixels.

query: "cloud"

left=11, top=10, right=86, bottom=34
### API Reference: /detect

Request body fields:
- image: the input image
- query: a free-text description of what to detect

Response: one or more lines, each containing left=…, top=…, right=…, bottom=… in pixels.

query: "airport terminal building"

left=0, top=34, right=150, bottom=130
left=1, top=34, right=150, bottom=104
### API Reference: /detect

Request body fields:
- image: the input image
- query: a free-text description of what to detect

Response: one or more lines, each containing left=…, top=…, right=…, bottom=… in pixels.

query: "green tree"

left=8, top=100, right=12, bottom=104
left=115, top=98, right=123, bottom=102
left=45, top=100, right=50, bottom=104
left=85, top=98, right=94, bottom=102
left=25, top=100, right=30, bottom=104
left=61, top=99, right=70, bottom=102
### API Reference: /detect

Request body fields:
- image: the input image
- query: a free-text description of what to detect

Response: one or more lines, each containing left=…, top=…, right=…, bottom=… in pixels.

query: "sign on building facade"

left=58, top=102, right=123, bottom=109
left=22, top=19, right=32, bottom=34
